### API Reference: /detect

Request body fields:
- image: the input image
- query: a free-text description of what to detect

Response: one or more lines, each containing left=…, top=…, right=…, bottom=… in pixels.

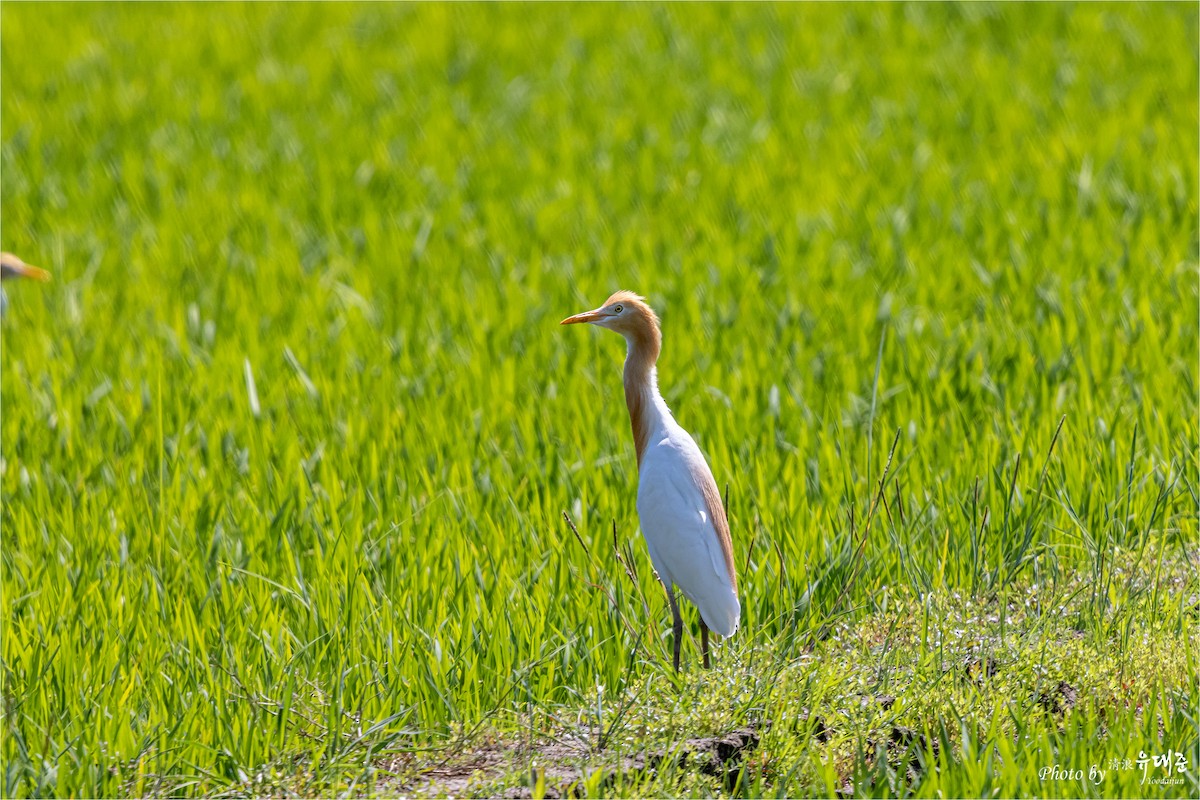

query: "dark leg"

left=664, top=584, right=683, bottom=673
left=700, top=616, right=711, bottom=669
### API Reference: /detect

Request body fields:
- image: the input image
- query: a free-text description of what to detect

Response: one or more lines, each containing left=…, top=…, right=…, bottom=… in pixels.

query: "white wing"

left=636, top=427, right=740, bottom=637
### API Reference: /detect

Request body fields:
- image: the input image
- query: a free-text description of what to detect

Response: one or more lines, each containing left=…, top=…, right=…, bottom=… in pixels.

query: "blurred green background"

left=2, top=3, right=1196, bottom=797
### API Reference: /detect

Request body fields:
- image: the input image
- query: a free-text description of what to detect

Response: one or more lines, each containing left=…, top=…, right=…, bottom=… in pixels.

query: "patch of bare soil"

left=1036, top=680, right=1079, bottom=715
left=381, top=747, right=511, bottom=798
left=858, top=724, right=941, bottom=792
left=383, top=725, right=764, bottom=798
left=628, top=727, right=761, bottom=792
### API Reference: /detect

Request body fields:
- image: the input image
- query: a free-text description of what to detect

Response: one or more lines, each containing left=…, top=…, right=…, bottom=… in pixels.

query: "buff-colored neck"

left=622, top=325, right=662, bottom=468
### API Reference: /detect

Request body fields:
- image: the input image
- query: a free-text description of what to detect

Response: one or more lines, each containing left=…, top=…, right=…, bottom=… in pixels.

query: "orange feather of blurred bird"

left=562, top=291, right=739, bottom=672
left=1, top=252, right=51, bottom=316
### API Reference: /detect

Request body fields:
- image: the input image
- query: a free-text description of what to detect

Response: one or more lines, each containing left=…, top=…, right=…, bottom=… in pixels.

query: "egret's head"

left=560, top=290, right=659, bottom=335
left=0, top=252, right=50, bottom=282
left=561, top=290, right=662, bottom=365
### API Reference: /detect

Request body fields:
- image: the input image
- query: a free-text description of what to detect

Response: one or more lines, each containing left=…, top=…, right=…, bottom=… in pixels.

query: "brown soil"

left=382, top=724, right=763, bottom=798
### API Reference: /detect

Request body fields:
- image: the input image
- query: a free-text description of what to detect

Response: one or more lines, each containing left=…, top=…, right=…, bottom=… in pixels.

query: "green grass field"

left=2, top=3, right=1197, bottom=797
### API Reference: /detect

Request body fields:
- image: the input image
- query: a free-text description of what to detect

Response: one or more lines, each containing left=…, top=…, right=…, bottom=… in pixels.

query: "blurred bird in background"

left=562, top=291, right=739, bottom=672
left=1, top=252, right=50, bottom=317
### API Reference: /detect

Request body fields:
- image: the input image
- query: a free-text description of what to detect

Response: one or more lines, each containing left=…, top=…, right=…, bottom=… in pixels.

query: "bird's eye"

left=613, top=304, right=624, bottom=313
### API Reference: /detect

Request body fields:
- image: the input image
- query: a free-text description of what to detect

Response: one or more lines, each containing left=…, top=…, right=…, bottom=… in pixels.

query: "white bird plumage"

left=638, top=429, right=740, bottom=638
left=562, top=290, right=739, bottom=671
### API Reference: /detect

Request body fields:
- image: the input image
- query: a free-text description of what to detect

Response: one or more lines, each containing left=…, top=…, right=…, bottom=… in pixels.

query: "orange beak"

left=560, top=308, right=606, bottom=325
left=13, top=263, right=51, bottom=282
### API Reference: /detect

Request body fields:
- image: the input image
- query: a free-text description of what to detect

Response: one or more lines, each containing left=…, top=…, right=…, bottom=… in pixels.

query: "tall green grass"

left=2, top=3, right=1196, bottom=796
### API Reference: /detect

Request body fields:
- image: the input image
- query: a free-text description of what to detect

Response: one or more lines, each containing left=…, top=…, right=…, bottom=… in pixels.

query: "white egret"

left=562, top=291, right=739, bottom=672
